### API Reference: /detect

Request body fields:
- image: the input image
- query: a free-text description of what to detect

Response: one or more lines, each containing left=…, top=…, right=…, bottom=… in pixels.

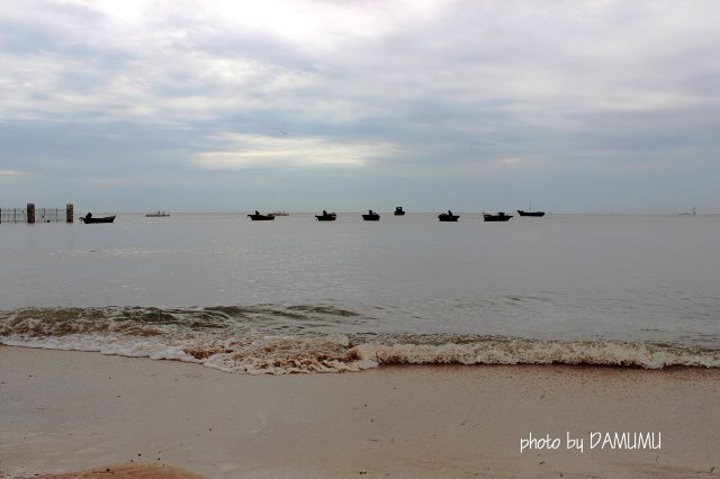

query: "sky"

left=1, top=0, right=719, bottom=214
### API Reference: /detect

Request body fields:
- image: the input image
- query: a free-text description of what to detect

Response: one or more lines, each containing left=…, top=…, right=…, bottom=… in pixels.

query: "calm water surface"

left=1, top=213, right=718, bottom=372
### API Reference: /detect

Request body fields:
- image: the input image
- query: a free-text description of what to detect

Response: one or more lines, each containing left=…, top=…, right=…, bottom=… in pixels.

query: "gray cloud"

left=1, top=0, right=719, bottom=213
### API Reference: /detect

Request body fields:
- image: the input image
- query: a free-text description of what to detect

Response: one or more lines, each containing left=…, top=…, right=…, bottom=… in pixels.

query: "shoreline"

left=1, top=345, right=719, bottom=478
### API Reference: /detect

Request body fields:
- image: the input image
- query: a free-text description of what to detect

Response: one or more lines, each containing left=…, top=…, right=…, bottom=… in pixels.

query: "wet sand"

left=28, top=463, right=205, bottom=478
left=1, top=345, right=719, bottom=478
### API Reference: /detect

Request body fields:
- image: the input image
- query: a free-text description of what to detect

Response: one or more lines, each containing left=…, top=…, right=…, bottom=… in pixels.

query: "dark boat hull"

left=362, top=214, right=380, bottom=221
left=247, top=214, right=275, bottom=221
left=316, top=213, right=337, bottom=221
left=483, top=213, right=512, bottom=222
left=438, top=214, right=459, bottom=222
left=517, top=210, right=545, bottom=217
left=80, top=215, right=116, bottom=224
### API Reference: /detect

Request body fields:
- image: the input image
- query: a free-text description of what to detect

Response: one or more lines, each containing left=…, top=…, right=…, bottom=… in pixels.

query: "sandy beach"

left=1, top=345, right=718, bottom=478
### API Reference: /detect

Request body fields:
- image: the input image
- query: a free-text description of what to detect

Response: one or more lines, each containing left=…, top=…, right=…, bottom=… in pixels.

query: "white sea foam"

left=354, top=339, right=720, bottom=369
left=2, top=306, right=719, bottom=374
left=3, top=332, right=720, bottom=374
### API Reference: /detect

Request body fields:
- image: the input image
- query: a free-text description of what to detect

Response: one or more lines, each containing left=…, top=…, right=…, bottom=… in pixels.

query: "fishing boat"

left=517, top=201, right=545, bottom=217
left=362, top=210, right=380, bottom=221
left=517, top=210, right=545, bottom=217
left=394, top=207, right=406, bottom=216
left=145, top=211, right=170, bottom=217
left=315, top=211, right=337, bottom=221
left=438, top=211, right=459, bottom=222
left=247, top=211, right=275, bottom=221
left=483, top=212, right=512, bottom=222
left=80, top=213, right=116, bottom=224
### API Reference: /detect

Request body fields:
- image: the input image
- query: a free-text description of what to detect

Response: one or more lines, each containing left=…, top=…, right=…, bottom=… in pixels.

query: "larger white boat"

left=146, top=211, right=170, bottom=217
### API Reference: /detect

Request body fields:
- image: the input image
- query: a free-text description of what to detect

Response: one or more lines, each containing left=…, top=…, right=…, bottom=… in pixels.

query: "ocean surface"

left=1, top=212, right=719, bottom=373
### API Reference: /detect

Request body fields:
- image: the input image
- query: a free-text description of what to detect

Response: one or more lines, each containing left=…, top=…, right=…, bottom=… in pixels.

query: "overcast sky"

left=2, top=0, right=719, bottom=213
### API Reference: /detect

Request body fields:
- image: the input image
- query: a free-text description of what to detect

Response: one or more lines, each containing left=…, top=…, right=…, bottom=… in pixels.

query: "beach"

left=1, top=346, right=718, bottom=478
left=5, top=0, right=720, bottom=476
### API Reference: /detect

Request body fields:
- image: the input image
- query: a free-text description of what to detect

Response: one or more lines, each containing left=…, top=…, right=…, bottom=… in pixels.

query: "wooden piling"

left=66, top=203, right=74, bottom=223
left=27, top=203, right=35, bottom=224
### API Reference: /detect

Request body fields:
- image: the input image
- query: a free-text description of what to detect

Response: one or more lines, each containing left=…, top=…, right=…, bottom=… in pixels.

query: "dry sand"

left=1, top=345, right=719, bottom=478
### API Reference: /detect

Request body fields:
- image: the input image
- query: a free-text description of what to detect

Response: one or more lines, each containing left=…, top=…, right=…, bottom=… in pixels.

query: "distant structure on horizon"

left=146, top=211, right=170, bottom=217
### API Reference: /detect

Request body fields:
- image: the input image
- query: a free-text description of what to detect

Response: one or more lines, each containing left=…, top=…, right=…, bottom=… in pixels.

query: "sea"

left=1, top=212, right=718, bottom=373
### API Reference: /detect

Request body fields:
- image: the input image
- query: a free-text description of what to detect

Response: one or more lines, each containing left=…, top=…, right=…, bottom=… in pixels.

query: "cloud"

left=5, top=0, right=718, bottom=128
left=191, top=134, right=397, bottom=170
left=1, top=0, right=719, bottom=212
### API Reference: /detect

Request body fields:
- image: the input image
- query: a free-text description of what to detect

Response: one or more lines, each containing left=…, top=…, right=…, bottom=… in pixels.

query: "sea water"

left=1, top=213, right=718, bottom=372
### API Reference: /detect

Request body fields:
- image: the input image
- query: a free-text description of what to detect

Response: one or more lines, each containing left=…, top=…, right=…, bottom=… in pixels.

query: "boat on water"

left=362, top=210, right=380, bottom=221
left=394, top=207, right=406, bottom=216
left=316, top=210, right=337, bottom=221
left=517, top=210, right=545, bottom=217
left=80, top=213, right=116, bottom=224
left=517, top=201, right=544, bottom=217
left=438, top=210, right=459, bottom=222
left=247, top=211, right=275, bottom=221
left=678, top=207, right=696, bottom=216
left=145, top=211, right=170, bottom=217
left=483, top=212, right=513, bottom=222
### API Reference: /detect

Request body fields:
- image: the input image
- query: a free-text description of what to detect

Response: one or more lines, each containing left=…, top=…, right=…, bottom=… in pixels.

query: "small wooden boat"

left=517, top=210, right=545, bottom=217
left=247, top=211, right=275, bottom=221
left=316, top=211, right=337, bottom=221
left=80, top=214, right=116, bottom=224
left=483, top=212, right=512, bottom=222
left=438, top=211, right=459, bottom=222
left=362, top=210, right=380, bottom=221
left=394, top=207, right=405, bottom=216
left=517, top=201, right=544, bottom=217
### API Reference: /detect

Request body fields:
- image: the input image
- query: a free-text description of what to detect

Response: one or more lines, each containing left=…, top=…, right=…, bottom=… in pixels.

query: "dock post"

left=27, top=203, right=36, bottom=224
left=66, top=203, right=74, bottom=223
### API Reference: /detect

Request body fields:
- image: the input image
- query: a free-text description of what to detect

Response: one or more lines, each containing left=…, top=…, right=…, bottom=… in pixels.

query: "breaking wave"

left=1, top=306, right=719, bottom=374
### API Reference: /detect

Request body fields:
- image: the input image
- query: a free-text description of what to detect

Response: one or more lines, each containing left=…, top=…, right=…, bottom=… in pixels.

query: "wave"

left=2, top=306, right=719, bottom=374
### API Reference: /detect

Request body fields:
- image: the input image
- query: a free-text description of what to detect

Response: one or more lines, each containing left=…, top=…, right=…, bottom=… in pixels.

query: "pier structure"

left=0, top=203, right=74, bottom=224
